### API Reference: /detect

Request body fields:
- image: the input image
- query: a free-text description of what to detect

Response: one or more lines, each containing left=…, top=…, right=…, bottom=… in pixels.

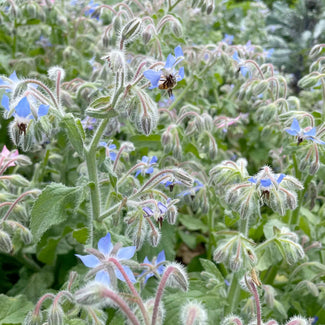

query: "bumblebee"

left=158, top=73, right=177, bottom=97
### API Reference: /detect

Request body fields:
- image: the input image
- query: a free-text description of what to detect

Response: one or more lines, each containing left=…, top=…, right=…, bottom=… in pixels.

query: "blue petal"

left=143, top=70, right=161, bottom=88
left=232, top=51, right=240, bottom=62
left=99, top=141, right=107, bottom=147
left=164, top=54, right=176, bottom=69
left=144, top=272, right=153, bottom=284
left=285, top=129, right=299, bottom=136
left=115, top=265, right=136, bottom=283
left=109, top=144, right=116, bottom=150
left=109, top=152, right=117, bottom=161
left=240, top=67, right=249, bottom=77
left=304, top=127, right=316, bottom=137
left=38, top=104, right=49, bottom=117
left=1, top=95, right=10, bottom=111
left=143, top=256, right=151, bottom=264
left=177, top=67, right=184, bottom=81
left=0, top=77, right=6, bottom=86
left=290, top=118, right=301, bottom=133
left=75, top=254, right=100, bottom=268
left=135, top=169, right=141, bottom=177
left=174, top=45, right=183, bottom=58
left=277, top=174, right=285, bottom=184
left=158, top=202, right=167, bottom=214
left=9, top=71, right=19, bottom=83
left=141, top=156, right=149, bottom=163
left=145, top=166, right=154, bottom=174
left=15, top=97, right=31, bottom=118
left=248, top=177, right=257, bottom=183
left=156, top=250, right=165, bottom=264
left=307, top=137, right=325, bottom=145
left=98, top=233, right=113, bottom=256
left=143, top=206, right=154, bottom=216
left=260, top=179, right=272, bottom=187
left=117, top=246, right=136, bottom=259
left=95, top=270, right=111, bottom=286
left=150, top=156, right=158, bottom=164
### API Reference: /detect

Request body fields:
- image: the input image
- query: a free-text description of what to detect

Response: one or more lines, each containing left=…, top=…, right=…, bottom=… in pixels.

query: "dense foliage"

left=0, top=0, right=324, bottom=324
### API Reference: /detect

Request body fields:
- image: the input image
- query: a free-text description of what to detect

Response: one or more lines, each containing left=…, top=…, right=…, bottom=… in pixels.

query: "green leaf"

left=179, top=214, right=208, bottom=232
left=90, top=95, right=111, bottom=108
left=60, top=114, right=84, bottom=156
left=130, top=134, right=161, bottom=150
left=0, top=294, right=33, bottom=324
left=85, top=106, right=119, bottom=119
left=30, top=183, right=83, bottom=241
left=73, top=227, right=89, bottom=244
left=199, top=258, right=224, bottom=282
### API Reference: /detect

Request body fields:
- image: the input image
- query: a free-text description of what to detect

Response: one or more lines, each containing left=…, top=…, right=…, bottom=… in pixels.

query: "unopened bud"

left=5, top=220, right=33, bottom=245
left=121, top=18, right=142, bottom=42
left=0, top=230, right=12, bottom=253
left=206, top=2, right=214, bottom=14
left=165, top=263, right=189, bottom=291
left=192, top=0, right=200, bottom=7
left=202, top=113, right=213, bottom=131
left=221, top=315, right=244, bottom=325
left=253, top=80, right=268, bottom=96
left=309, top=160, right=320, bottom=175
left=180, top=300, right=208, bottom=325
left=297, top=75, right=319, bottom=88
left=75, top=282, right=105, bottom=306
left=141, top=113, right=154, bottom=136
left=149, top=227, right=161, bottom=247
left=309, top=44, right=324, bottom=58
left=142, top=29, right=152, bottom=44
left=20, top=132, right=33, bottom=152
left=4, top=174, right=30, bottom=187
left=213, top=247, right=226, bottom=263
left=15, top=154, right=32, bottom=166
left=229, top=255, right=242, bottom=272
left=48, top=304, right=64, bottom=325
left=144, top=299, right=165, bottom=325
left=105, top=50, right=126, bottom=72
left=172, top=20, right=182, bottom=37
left=166, top=205, right=178, bottom=224
left=173, top=168, right=194, bottom=187
left=48, top=66, right=65, bottom=82
left=102, top=33, right=109, bottom=48
left=23, top=310, right=43, bottom=325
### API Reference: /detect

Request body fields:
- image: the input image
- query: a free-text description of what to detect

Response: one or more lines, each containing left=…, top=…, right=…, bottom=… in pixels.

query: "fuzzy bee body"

left=158, top=74, right=177, bottom=97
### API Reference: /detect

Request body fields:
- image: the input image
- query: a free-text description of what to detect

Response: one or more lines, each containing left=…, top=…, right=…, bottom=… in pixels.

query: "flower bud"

left=20, top=132, right=33, bottom=152
left=297, top=75, right=319, bottom=88
left=172, top=143, right=182, bottom=160
left=265, top=320, right=279, bottom=325
left=105, top=50, right=126, bottom=73
left=102, top=33, right=109, bottom=48
left=141, top=113, right=155, bottom=136
left=23, top=310, right=43, bottom=325
left=180, top=300, right=208, bottom=325
left=213, top=247, right=226, bottom=263
left=149, top=227, right=161, bottom=247
left=206, top=2, right=214, bottom=14
left=309, top=160, right=320, bottom=175
left=166, top=205, right=178, bottom=224
left=15, top=154, right=32, bottom=166
left=4, top=174, right=30, bottom=187
left=229, top=255, right=242, bottom=272
left=263, top=285, right=276, bottom=308
left=172, top=20, right=183, bottom=37
left=48, top=304, right=64, bottom=325
left=173, top=168, right=194, bottom=187
left=0, top=230, right=13, bottom=253
left=75, top=282, right=106, bottom=306
left=144, top=299, right=165, bottom=325
left=253, top=80, right=268, bottom=96
left=5, top=220, right=33, bottom=245
left=165, top=263, right=189, bottom=291
left=120, top=18, right=142, bottom=42
left=221, top=315, right=243, bottom=325
left=142, top=29, right=152, bottom=44
left=309, top=44, right=323, bottom=58
left=192, top=0, right=200, bottom=7
left=48, top=66, right=66, bottom=82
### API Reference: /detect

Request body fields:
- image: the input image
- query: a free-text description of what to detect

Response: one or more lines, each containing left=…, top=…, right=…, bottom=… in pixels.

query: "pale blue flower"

left=285, top=118, right=325, bottom=145
left=99, top=141, right=117, bottom=161
left=248, top=173, right=285, bottom=189
left=178, top=180, right=204, bottom=197
left=76, top=232, right=136, bottom=286
left=135, top=156, right=158, bottom=177
left=263, top=48, right=274, bottom=58
left=232, top=51, right=250, bottom=77
left=1, top=95, right=49, bottom=119
left=141, top=250, right=166, bottom=284
left=143, top=46, right=184, bottom=95
left=222, top=34, right=234, bottom=45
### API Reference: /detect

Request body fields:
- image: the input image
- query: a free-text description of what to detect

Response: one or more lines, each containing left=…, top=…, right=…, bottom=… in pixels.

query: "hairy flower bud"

left=297, top=75, right=319, bottom=88
left=141, top=113, right=154, bottom=136
left=180, top=300, right=208, bottom=325
left=104, top=50, right=126, bottom=73
left=149, top=227, right=161, bottom=247
left=165, top=263, right=189, bottom=291
left=172, top=20, right=183, bottom=37
left=48, top=66, right=66, bottom=82
left=206, top=1, right=214, bottom=14
left=285, top=316, right=309, bottom=325
left=221, top=315, right=244, bottom=325
left=75, top=282, right=106, bottom=306
left=0, top=230, right=12, bottom=253
left=166, top=205, right=178, bottom=224
left=253, top=80, right=268, bottom=96
left=142, top=28, right=152, bottom=44
left=48, top=304, right=64, bottom=325
left=173, top=169, right=194, bottom=187
left=120, top=18, right=142, bottom=42
left=23, top=311, right=43, bottom=325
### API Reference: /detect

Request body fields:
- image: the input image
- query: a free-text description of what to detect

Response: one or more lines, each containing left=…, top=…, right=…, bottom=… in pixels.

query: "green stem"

left=169, top=0, right=182, bottom=11
left=225, top=272, right=241, bottom=315
left=321, top=78, right=325, bottom=119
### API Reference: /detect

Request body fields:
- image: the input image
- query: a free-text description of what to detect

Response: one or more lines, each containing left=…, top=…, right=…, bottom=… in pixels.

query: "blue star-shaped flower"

left=143, top=46, right=184, bottom=96
left=135, top=156, right=158, bottom=177
left=76, top=232, right=136, bottom=286
left=99, top=141, right=117, bottom=161
left=1, top=95, right=49, bottom=119
left=84, top=0, right=99, bottom=19
left=140, top=250, right=166, bottom=284
left=232, top=51, right=250, bottom=77
left=222, top=34, right=234, bottom=45
left=285, top=118, right=325, bottom=145
left=248, top=173, right=285, bottom=189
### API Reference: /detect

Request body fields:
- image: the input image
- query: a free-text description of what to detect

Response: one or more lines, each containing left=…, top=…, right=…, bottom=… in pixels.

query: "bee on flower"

left=143, top=45, right=185, bottom=98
